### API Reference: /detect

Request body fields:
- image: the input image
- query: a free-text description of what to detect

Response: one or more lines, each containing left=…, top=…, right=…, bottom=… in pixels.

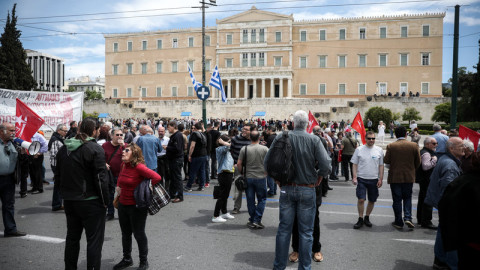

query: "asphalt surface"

left=1, top=138, right=437, bottom=270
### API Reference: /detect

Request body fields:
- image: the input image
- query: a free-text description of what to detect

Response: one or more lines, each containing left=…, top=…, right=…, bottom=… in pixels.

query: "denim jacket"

left=216, top=146, right=234, bottom=174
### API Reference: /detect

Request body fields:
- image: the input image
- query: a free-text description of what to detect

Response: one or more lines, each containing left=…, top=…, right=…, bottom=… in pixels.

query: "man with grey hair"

left=266, top=110, right=331, bottom=270
left=461, top=140, right=474, bottom=173
left=431, top=124, right=449, bottom=157
left=132, top=124, right=148, bottom=144
left=49, top=124, right=68, bottom=211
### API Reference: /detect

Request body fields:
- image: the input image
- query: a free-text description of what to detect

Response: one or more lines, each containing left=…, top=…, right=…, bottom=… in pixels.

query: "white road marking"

left=0, top=232, right=65, bottom=244
left=393, top=239, right=435, bottom=245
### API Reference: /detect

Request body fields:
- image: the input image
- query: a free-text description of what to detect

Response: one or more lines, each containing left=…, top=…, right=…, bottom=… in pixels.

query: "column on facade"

left=252, top=78, right=257, bottom=98
left=279, top=78, right=283, bottom=98
left=270, top=78, right=274, bottom=98
left=236, top=79, right=240, bottom=99
left=42, top=57, right=47, bottom=90
left=261, top=78, right=265, bottom=98
left=227, top=79, right=232, bottom=99
left=287, top=78, right=292, bottom=98
left=244, top=79, right=248, bottom=99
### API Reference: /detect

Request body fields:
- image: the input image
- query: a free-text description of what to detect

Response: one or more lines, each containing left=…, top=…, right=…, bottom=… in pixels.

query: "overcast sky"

left=1, top=0, right=479, bottom=82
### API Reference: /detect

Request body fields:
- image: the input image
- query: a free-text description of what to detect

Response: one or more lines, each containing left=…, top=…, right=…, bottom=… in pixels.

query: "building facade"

left=104, top=6, right=444, bottom=101
left=26, top=49, right=64, bottom=92
left=67, top=76, right=106, bottom=97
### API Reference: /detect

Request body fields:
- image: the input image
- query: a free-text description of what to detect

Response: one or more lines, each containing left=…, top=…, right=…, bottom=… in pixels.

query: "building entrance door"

left=274, top=85, right=280, bottom=98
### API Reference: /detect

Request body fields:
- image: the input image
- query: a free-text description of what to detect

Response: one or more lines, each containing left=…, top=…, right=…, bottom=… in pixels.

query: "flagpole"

left=201, top=1, right=207, bottom=125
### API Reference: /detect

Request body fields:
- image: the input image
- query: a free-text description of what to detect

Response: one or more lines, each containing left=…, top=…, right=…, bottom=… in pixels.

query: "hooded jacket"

left=54, top=137, right=109, bottom=204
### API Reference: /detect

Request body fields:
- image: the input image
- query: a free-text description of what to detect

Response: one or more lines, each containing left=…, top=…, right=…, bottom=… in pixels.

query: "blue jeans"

left=390, top=183, right=413, bottom=226
left=0, top=174, right=17, bottom=234
left=267, top=176, right=277, bottom=196
left=245, top=178, right=267, bottom=223
left=274, top=186, right=316, bottom=270
left=204, top=155, right=211, bottom=184
left=186, top=155, right=207, bottom=189
left=434, top=224, right=458, bottom=270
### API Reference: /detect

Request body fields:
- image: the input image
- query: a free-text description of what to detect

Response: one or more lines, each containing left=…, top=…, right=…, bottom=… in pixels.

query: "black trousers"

left=29, top=154, right=44, bottom=191
left=18, top=154, right=29, bottom=195
left=214, top=172, right=234, bottom=217
left=210, top=151, right=217, bottom=178
left=341, top=155, right=353, bottom=181
left=64, top=199, right=106, bottom=270
left=292, top=186, right=322, bottom=253
left=169, top=157, right=184, bottom=200
left=118, top=203, right=148, bottom=262
left=157, top=155, right=170, bottom=192
left=417, top=179, right=433, bottom=225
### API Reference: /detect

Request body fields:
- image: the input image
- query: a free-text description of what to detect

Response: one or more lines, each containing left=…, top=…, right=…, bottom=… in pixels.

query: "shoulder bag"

left=235, top=146, right=248, bottom=191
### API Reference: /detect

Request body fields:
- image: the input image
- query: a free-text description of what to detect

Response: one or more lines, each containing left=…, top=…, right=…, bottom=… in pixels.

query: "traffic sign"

left=197, top=86, right=210, bottom=100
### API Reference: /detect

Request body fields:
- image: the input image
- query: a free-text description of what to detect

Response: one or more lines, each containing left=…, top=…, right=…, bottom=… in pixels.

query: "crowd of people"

left=0, top=113, right=479, bottom=270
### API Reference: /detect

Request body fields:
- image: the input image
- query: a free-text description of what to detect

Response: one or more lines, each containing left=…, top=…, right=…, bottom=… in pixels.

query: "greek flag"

left=188, top=64, right=202, bottom=92
left=209, top=65, right=227, bottom=103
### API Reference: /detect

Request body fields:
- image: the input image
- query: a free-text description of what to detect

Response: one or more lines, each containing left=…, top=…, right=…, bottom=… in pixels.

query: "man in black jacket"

left=55, top=118, right=109, bottom=270
left=166, top=121, right=185, bottom=203
left=416, top=136, right=438, bottom=229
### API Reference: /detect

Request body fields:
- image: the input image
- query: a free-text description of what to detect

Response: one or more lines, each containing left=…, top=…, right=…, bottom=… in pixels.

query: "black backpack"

left=266, top=131, right=295, bottom=186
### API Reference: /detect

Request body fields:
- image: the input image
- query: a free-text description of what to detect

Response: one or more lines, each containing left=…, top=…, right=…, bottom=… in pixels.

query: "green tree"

left=402, top=107, right=422, bottom=124
left=66, top=86, right=76, bottom=92
left=0, top=4, right=36, bottom=90
left=364, top=106, right=393, bottom=132
left=84, top=89, right=102, bottom=100
left=431, top=102, right=451, bottom=124
left=392, top=112, right=401, bottom=121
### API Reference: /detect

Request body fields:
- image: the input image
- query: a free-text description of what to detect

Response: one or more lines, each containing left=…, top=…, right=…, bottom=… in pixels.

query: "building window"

left=156, top=62, right=162, bottom=73
left=423, top=25, right=430, bottom=37
left=112, top=64, right=118, bottom=75
left=127, top=41, right=132, bottom=51
left=226, top=34, right=232, bottom=45
left=400, top=54, right=408, bottom=66
left=275, top=31, right=281, bottom=42
left=359, top=28, right=366, bottom=39
left=226, top=58, right=233, bottom=68
left=127, top=63, right=132, bottom=75
left=422, top=53, right=430, bottom=66
left=242, top=53, right=248, bottom=67
left=421, top=82, right=429, bottom=94
left=300, top=84, right=307, bottom=95
left=156, top=87, right=162, bottom=97
left=359, top=55, right=366, bottom=67
left=251, top=29, right=256, bottom=43
left=205, top=35, right=210, bottom=46
left=243, top=29, right=248, bottom=43
left=141, top=87, right=147, bottom=97
left=338, top=55, right=346, bottom=68
left=300, top=30, right=307, bottom=42
left=172, top=87, right=177, bottom=97
left=251, top=53, right=256, bottom=67
left=339, top=29, right=346, bottom=40
left=401, top=26, right=408, bottom=38
left=339, top=84, right=346, bottom=95
left=274, top=56, right=282, bottom=66
left=319, top=83, right=326, bottom=95
left=188, top=60, right=194, bottom=71
left=300, top=56, right=307, bottom=68
left=205, top=59, right=211, bottom=71
left=259, top=29, right=265, bottom=43
left=127, top=88, right=132, bottom=97
left=113, top=43, right=118, bottom=52
left=113, top=88, right=118, bottom=97
left=400, top=82, right=408, bottom=94
left=188, top=37, right=194, bottom=47
left=358, top=83, right=366, bottom=94
left=319, top=29, right=326, bottom=41
left=172, top=61, right=178, bottom=73
left=379, top=82, right=387, bottom=94
left=380, top=27, right=387, bottom=39
left=379, top=54, right=387, bottom=67
left=157, top=39, right=162, bottom=49
left=187, top=86, right=194, bottom=97
left=142, top=40, right=147, bottom=50
left=259, top=52, right=265, bottom=67
left=172, top=38, right=178, bottom=48
left=319, top=55, right=327, bottom=68
left=141, top=63, right=147, bottom=74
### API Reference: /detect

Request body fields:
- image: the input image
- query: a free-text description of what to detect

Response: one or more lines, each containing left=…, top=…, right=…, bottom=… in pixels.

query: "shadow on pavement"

left=393, top=259, right=431, bottom=270
left=78, top=258, right=116, bottom=269
left=234, top=251, right=275, bottom=269
left=323, top=222, right=412, bottom=233
left=17, top=206, right=52, bottom=215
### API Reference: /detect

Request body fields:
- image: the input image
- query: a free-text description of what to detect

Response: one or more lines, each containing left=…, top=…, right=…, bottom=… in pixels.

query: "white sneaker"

left=212, top=216, right=227, bottom=223
left=221, top=213, right=235, bottom=220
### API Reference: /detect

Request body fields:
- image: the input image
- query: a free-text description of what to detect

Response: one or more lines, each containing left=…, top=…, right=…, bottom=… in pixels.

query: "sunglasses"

left=431, top=142, right=438, bottom=145
left=115, top=134, right=124, bottom=137
left=123, top=148, right=131, bottom=153
left=4, top=145, right=10, bottom=156
left=366, top=138, right=376, bottom=141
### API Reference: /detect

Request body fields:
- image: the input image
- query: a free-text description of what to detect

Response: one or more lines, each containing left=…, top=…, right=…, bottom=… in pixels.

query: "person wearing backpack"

left=265, top=111, right=331, bottom=270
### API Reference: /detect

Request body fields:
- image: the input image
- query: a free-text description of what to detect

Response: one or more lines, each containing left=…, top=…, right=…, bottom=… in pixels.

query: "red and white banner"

left=0, top=88, right=83, bottom=131
left=351, top=112, right=366, bottom=145
left=459, top=125, right=480, bottom=152
left=307, top=110, right=319, bottom=134
left=15, top=98, right=45, bottom=141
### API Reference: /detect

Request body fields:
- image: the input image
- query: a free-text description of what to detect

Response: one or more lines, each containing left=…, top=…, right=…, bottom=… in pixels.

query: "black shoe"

left=20, top=193, right=27, bottom=198
left=421, top=223, right=438, bottom=230
left=4, top=231, right=27, bottom=237
left=433, top=256, right=449, bottom=270
left=113, top=257, right=133, bottom=270
left=31, top=189, right=43, bottom=194
left=105, top=214, right=114, bottom=221
left=247, top=222, right=257, bottom=229
left=27, top=189, right=37, bottom=193
left=405, top=220, right=415, bottom=229
left=196, top=187, right=205, bottom=191
left=364, top=216, right=372, bottom=227
left=353, top=217, right=364, bottom=229
left=137, top=260, right=149, bottom=270
left=253, top=222, right=265, bottom=229
left=52, top=206, right=64, bottom=211
left=391, top=222, right=403, bottom=229
left=327, top=187, right=333, bottom=190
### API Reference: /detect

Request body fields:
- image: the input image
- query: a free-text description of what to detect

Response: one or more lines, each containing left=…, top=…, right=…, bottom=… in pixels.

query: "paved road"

left=1, top=152, right=436, bottom=270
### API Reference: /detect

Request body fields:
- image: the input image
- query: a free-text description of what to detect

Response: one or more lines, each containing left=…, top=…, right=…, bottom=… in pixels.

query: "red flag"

left=307, top=110, right=319, bottom=134
left=459, top=125, right=480, bottom=151
left=15, top=98, right=45, bottom=141
left=351, top=112, right=366, bottom=144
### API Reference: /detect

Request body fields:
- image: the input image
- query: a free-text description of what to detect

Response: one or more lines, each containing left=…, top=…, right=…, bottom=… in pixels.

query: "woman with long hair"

left=113, top=143, right=161, bottom=270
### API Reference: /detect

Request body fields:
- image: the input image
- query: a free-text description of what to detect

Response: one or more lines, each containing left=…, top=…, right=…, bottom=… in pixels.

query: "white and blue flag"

left=188, top=64, right=202, bottom=92
left=209, top=65, right=227, bottom=103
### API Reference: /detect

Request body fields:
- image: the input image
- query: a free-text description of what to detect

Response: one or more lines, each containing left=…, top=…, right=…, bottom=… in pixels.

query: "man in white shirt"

left=157, top=126, right=170, bottom=190
left=351, top=131, right=384, bottom=229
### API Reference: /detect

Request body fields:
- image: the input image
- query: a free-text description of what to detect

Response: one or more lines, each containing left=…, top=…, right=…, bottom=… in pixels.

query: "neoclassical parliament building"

left=104, top=6, right=444, bottom=102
